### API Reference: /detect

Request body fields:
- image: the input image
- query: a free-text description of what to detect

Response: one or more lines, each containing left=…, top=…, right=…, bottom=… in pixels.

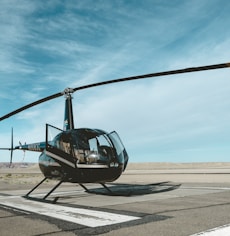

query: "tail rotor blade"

left=9, top=127, right=13, bottom=167
left=0, top=128, right=15, bottom=167
left=10, top=149, right=13, bottom=167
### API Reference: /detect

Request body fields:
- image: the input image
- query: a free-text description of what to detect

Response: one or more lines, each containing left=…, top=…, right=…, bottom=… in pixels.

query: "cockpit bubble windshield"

left=46, top=125, right=126, bottom=166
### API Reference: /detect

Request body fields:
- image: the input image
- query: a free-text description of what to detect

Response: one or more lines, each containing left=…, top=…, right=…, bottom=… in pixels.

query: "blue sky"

left=1, top=0, right=230, bottom=163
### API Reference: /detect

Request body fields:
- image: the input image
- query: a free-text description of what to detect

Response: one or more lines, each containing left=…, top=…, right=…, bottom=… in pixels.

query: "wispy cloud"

left=1, top=0, right=230, bottom=162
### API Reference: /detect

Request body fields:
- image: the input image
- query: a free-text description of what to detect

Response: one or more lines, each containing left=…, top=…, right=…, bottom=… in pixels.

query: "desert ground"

left=2, top=162, right=230, bottom=184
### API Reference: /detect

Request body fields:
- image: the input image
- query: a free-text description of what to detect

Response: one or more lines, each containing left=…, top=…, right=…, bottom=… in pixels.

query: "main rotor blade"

left=73, top=62, right=230, bottom=92
left=0, top=62, right=229, bottom=122
left=0, top=92, right=62, bottom=121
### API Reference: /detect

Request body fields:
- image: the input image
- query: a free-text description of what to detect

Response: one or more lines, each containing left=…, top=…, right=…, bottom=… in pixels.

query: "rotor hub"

left=62, top=88, right=74, bottom=98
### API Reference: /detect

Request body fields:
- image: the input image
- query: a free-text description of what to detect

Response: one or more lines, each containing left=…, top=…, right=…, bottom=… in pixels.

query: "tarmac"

left=1, top=162, right=230, bottom=236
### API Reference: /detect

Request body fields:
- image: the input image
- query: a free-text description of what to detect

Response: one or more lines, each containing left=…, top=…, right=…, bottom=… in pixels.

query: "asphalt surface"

left=1, top=163, right=230, bottom=236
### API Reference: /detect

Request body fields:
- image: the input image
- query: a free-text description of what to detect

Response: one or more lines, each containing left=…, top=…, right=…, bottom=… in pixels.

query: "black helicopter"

left=1, top=62, right=229, bottom=199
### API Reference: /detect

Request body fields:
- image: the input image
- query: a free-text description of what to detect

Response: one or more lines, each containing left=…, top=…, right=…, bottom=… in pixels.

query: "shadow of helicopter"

left=81, top=181, right=181, bottom=197
left=24, top=181, right=181, bottom=204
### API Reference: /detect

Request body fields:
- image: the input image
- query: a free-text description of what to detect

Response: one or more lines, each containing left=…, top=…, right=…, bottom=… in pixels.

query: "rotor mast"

left=63, top=88, right=74, bottom=131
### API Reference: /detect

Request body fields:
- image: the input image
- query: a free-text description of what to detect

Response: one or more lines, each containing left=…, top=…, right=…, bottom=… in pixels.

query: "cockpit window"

left=46, top=125, right=126, bottom=167
left=88, top=138, right=98, bottom=152
left=70, top=131, right=115, bottom=165
left=108, top=131, right=125, bottom=156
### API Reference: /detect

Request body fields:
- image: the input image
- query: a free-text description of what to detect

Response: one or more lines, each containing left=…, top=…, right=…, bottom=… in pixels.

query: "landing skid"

left=24, top=177, right=64, bottom=203
left=24, top=178, right=114, bottom=203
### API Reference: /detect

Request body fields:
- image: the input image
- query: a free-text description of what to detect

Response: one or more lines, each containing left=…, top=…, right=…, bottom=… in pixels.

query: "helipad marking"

left=0, top=196, right=140, bottom=227
left=191, top=224, right=230, bottom=235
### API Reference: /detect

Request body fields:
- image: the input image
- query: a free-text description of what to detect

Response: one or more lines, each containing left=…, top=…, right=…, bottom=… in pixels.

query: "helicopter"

left=0, top=62, right=229, bottom=199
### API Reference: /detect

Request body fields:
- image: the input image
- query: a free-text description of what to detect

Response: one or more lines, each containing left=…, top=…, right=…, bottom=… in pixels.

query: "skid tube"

left=24, top=180, right=115, bottom=203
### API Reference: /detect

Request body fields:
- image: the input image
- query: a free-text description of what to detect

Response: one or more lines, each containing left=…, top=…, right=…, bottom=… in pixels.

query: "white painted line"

left=182, top=186, right=230, bottom=191
left=1, top=197, right=140, bottom=227
left=191, top=224, right=230, bottom=235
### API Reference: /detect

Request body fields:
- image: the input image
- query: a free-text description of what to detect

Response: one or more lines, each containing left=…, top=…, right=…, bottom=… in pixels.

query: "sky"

left=1, top=0, right=230, bottom=163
